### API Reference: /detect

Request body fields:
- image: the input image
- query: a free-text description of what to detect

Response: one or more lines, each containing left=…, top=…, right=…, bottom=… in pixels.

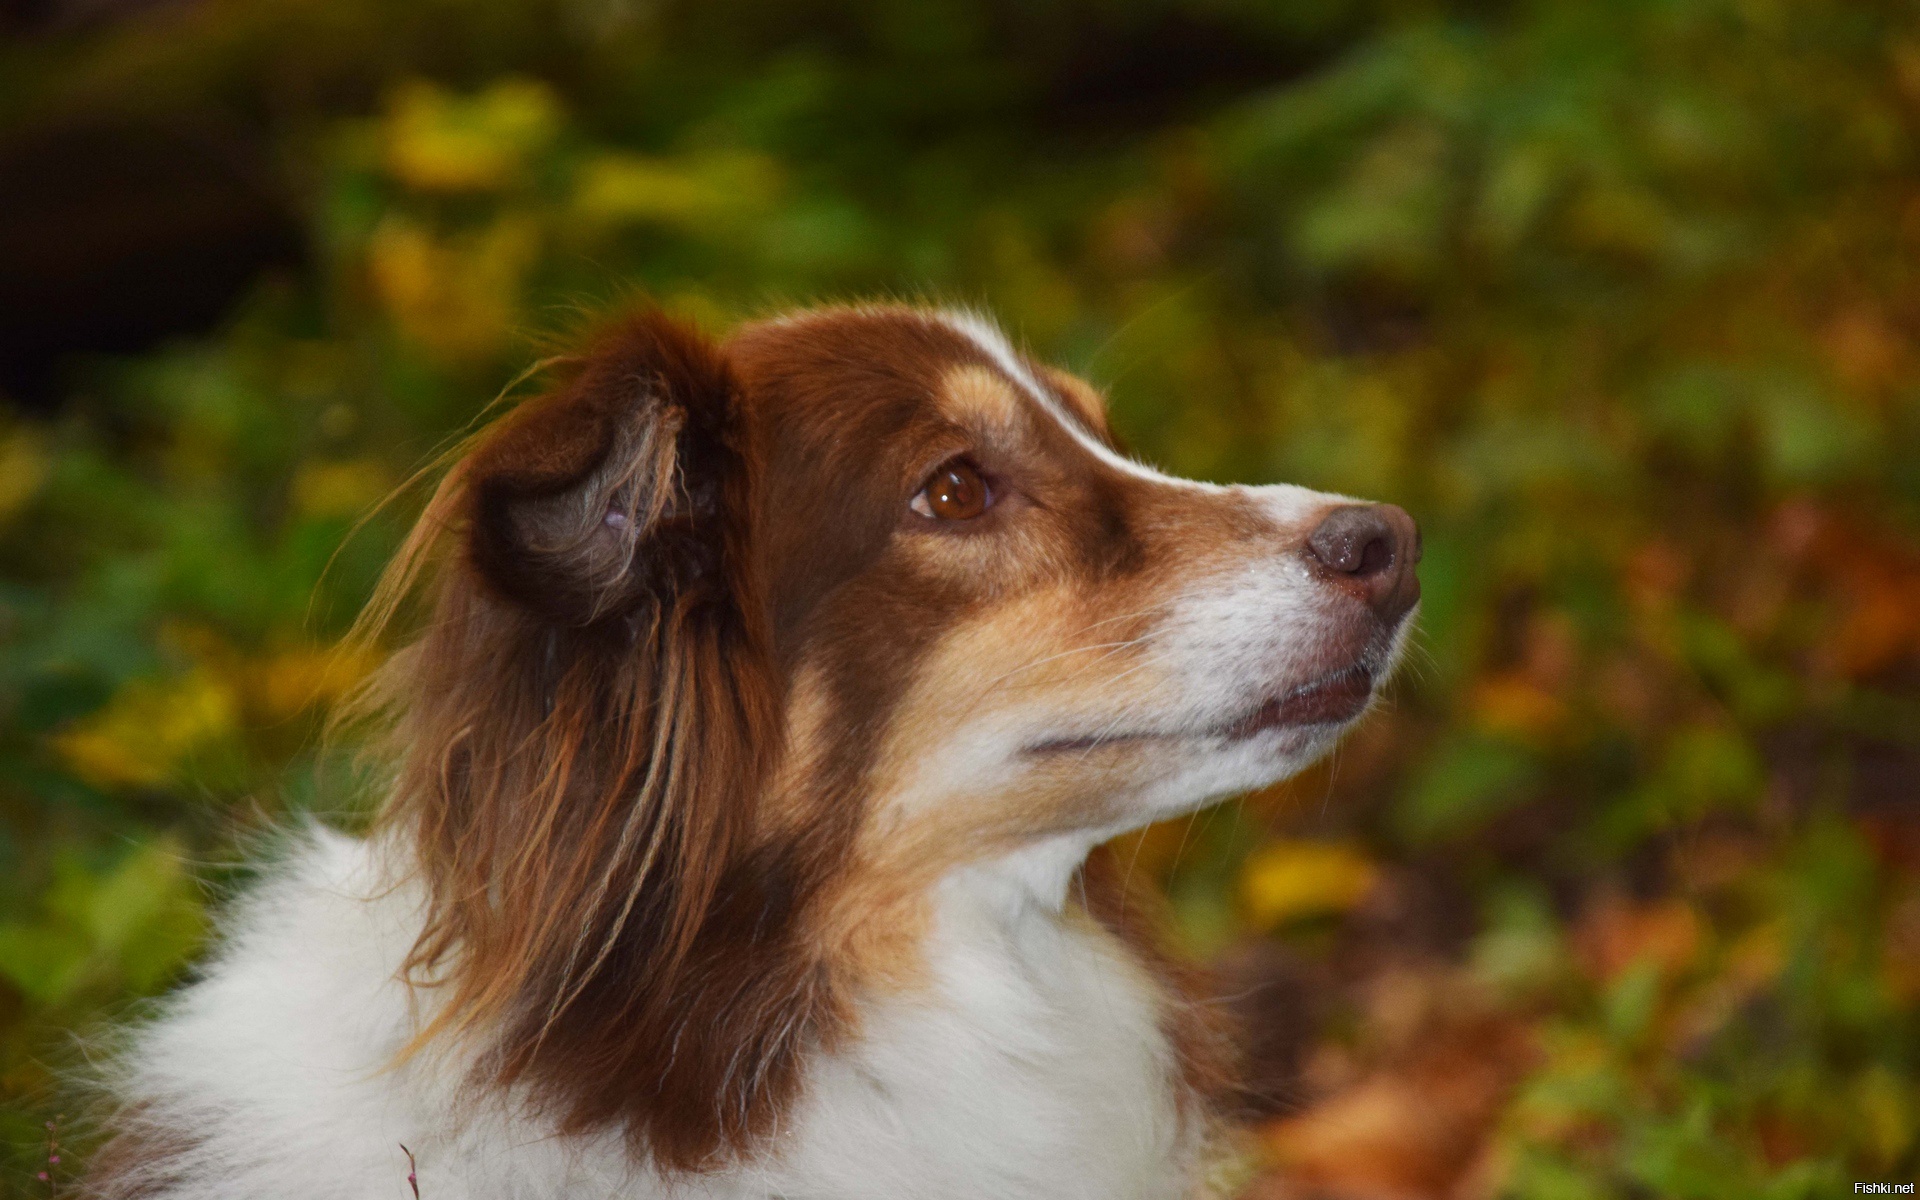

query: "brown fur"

left=353, top=310, right=846, bottom=1171
left=81, top=1104, right=200, bottom=1200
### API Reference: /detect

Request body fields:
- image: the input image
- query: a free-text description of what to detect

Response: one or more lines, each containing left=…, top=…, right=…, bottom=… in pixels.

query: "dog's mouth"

left=1220, top=666, right=1374, bottom=738
left=1025, top=665, right=1376, bottom=756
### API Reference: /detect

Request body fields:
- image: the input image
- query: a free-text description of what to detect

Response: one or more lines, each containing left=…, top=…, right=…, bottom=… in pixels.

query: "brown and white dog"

left=89, top=305, right=1418, bottom=1199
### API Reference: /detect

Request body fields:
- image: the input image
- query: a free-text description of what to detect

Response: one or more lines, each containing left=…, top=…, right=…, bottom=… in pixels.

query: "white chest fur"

left=105, top=832, right=1201, bottom=1200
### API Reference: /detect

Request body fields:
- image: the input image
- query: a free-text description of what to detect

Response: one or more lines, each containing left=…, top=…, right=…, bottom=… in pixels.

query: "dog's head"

left=371, top=304, right=1417, bottom=1169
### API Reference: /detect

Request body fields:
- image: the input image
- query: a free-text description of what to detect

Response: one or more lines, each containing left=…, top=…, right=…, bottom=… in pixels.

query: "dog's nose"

left=1304, top=504, right=1421, bottom=623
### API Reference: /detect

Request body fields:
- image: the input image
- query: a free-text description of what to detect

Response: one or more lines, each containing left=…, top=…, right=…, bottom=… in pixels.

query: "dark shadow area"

left=0, top=117, right=304, bottom=409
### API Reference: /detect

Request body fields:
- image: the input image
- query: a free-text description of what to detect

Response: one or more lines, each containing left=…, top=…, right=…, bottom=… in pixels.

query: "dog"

left=86, top=304, right=1418, bottom=1199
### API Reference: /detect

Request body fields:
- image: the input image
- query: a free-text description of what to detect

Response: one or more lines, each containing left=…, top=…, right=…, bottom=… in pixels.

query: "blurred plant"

left=1, top=0, right=1916, bottom=1195
left=35, top=1118, right=60, bottom=1198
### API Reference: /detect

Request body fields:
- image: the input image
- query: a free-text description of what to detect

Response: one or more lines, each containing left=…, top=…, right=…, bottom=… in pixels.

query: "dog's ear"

left=462, top=310, right=742, bottom=625
left=370, top=309, right=842, bottom=1174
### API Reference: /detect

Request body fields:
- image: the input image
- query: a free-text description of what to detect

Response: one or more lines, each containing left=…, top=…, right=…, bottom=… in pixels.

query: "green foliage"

left=2, top=0, right=1918, bottom=1194
left=0, top=839, right=205, bottom=1009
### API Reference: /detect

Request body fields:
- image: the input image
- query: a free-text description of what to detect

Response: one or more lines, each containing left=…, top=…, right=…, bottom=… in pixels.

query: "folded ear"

left=464, top=309, right=743, bottom=625
left=373, top=308, right=823, bottom=1172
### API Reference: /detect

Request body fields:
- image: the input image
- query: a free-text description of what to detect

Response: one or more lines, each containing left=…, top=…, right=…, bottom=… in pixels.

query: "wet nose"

left=1304, top=504, right=1422, bottom=623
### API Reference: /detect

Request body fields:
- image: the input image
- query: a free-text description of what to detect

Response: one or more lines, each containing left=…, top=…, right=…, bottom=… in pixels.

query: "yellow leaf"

left=1240, top=839, right=1380, bottom=929
left=572, top=149, right=781, bottom=232
left=383, top=77, right=560, bottom=192
left=1566, top=182, right=1672, bottom=259
left=291, top=459, right=392, bottom=520
left=0, top=423, right=49, bottom=524
left=250, top=643, right=381, bottom=719
left=54, top=670, right=239, bottom=789
left=1468, top=673, right=1568, bottom=742
left=368, top=214, right=539, bottom=364
left=1724, top=919, right=1785, bottom=989
left=1855, top=1065, right=1915, bottom=1169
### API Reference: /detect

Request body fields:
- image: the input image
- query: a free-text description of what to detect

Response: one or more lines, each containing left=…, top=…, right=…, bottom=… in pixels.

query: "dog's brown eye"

left=911, top=459, right=991, bottom=521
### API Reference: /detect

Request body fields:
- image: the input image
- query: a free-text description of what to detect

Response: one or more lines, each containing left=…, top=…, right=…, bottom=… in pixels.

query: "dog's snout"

left=1304, top=504, right=1422, bottom=623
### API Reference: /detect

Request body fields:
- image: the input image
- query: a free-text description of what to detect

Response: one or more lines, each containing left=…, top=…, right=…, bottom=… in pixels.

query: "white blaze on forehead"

left=934, top=310, right=1221, bottom=493
left=935, top=309, right=1054, bottom=413
left=1251, top=481, right=1356, bottom=527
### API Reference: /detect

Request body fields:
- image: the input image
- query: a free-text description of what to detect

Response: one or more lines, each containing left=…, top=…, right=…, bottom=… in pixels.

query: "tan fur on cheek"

left=811, top=843, right=939, bottom=995
left=760, top=664, right=835, bottom=834
left=863, top=586, right=1177, bottom=844
left=761, top=664, right=940, bottom=997
left=787, top=584, right=1193, bottom=998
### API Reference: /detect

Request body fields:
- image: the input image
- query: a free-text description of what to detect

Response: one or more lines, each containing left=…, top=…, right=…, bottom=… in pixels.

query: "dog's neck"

left=778, top=830, right=1198, bottom=1198
left=938, top=828, right=1118, bottom=921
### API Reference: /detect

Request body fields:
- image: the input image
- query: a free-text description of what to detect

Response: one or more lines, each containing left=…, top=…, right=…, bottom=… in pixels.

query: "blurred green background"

left=2, top=1, right=1918, bottom=1196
